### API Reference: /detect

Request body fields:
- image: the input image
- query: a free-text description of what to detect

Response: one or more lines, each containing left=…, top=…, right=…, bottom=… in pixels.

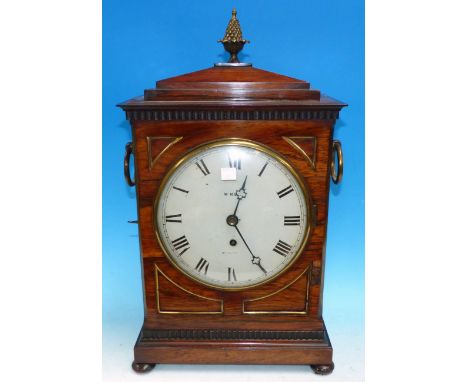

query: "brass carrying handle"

left=330, top=140, right=344, bottom=184
left=124, top=142, right=135, bottom=187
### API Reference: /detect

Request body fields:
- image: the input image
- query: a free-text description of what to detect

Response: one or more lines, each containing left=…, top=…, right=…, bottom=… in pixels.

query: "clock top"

left=119, top=65, right=345, bottom=109
left=118, top=9, right=346, bottom=111
left=145, top=66, right=320, bottom=101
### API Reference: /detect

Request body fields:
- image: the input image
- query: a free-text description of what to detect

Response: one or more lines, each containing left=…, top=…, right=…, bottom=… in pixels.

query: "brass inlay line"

left=147, top=136, right=183, bottom=170
left=282, top=136, right=317, bottom=170
left=155, top=265, right=223, bottom=315
left=242, top=266, right=311, bottom=315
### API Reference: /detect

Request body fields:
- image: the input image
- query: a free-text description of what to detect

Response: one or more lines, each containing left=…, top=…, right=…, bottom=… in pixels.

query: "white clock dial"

left=154, top=140, right=310, bottom=290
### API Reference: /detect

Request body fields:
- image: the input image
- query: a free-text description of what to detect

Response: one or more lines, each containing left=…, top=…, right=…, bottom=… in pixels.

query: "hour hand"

left=239, top=175, right=247, bottom=190
left=236, top=176, right=248, bottom=200
left=235, top=188, right=247, bottom=200
left=233, top=175, right=247, bottom=214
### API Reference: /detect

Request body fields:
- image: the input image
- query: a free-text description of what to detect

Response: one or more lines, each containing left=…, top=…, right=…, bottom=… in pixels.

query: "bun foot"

left=311, top=362, right=334, bottom=375
left=132, top=361, right=156, bottom=373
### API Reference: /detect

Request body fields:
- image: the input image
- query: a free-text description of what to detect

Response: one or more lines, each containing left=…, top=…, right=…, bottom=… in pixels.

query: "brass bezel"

left=153, top=138, right=313, bottom=292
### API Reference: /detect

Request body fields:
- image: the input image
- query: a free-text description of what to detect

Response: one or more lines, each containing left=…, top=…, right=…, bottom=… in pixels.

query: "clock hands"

left=233, top=226, right=267, bottom=274
left=226, top=175, right=267, bottom=275
left=232, top=175, right=247, bottom=216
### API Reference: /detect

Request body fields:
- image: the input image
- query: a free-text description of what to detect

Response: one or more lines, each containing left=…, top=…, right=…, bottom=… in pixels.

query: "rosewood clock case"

left=118, top=64, right=346, bottom=373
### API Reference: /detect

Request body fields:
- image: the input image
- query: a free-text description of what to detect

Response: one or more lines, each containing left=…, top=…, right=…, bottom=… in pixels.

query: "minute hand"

left=234, top=225, right=267, bottom=275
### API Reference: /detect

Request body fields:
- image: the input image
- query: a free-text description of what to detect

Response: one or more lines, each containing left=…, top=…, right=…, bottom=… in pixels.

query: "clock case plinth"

left=118, top=65, right=346, bottom=370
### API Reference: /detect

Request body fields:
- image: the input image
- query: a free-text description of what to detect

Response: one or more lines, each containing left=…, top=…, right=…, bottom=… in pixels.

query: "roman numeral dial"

left=277, top=185, right=294, bottom=198
left=195, top=258, right=209, bottom=275
left=173, top=186, right=189, bottom=194
left=155, top=141, right=309, bottom=290
left=273, top=240, right=293, bottom=257
left=258, top=162, right=268, bottom=177
left=171, top=235, right=190, bottom=255
left=228, top=155, right=241, bottom=170
left=195, top=159, right=210, bottom=176
left=284, top=216, right=300, bottom=226
left=228, top=267, right=237, bottom=281
left=165, top=214, right=182, bottom=223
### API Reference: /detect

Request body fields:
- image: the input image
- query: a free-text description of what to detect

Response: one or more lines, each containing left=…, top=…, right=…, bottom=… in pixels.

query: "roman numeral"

left=195, top=257, right=209, bottom=275
left=228, top=155, right=241, bottom=170
left=165, top=214, right=182, bottom=223
left=195, top=159, right=210, bottom=176
left=273, top=240, right=293, bottom=257
left=228, top=267, right=237, bottom=281
left=284, top=216, right=300, bottom=226
left=277, top=185, right=294, bottom=198
left=171, top=235, right=190, bottom=255
left=173, top=186, right=189, bottom=194
left=258, top=162, right=268, bottom=177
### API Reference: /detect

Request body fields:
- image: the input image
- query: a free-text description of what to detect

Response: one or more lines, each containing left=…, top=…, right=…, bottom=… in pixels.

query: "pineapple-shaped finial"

left=218, top=8, right=250, bottom=64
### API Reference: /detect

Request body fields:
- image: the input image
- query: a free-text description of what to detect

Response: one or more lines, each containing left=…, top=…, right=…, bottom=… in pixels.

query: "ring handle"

left=330, top=140, right=343, bottom=184
left=124, top=142, right=135, bottom=187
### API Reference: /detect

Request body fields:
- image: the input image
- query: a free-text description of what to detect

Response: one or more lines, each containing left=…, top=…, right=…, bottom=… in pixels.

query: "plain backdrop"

left=2, top=1, right=468, bottom=382
left=102, top=0, right=364, bottom=380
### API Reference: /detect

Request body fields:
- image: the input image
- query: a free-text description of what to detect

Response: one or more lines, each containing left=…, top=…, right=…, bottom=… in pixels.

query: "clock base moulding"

left=132, top=326, right=333, bottom=369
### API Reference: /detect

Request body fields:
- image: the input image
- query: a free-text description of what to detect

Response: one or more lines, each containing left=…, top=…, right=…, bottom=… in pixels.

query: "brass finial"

left=217, top=8, right=250, bottom=64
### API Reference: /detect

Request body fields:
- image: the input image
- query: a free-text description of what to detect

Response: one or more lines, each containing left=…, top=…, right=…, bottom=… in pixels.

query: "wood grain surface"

left=118, top=64, right=346, bottom=367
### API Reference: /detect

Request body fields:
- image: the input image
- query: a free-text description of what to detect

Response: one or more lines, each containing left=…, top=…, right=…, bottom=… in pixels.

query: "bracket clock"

left=118, top=9, right=346, bottom=375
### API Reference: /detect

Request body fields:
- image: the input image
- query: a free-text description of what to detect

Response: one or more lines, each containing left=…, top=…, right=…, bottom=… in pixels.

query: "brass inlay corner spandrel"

left=242, top=266, right=311, bottom=315
left=147, top=136, right=183, bottom=170
left=154, top=264, right=223, bottom=315
left=283, top=136, right=317, bottom=170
